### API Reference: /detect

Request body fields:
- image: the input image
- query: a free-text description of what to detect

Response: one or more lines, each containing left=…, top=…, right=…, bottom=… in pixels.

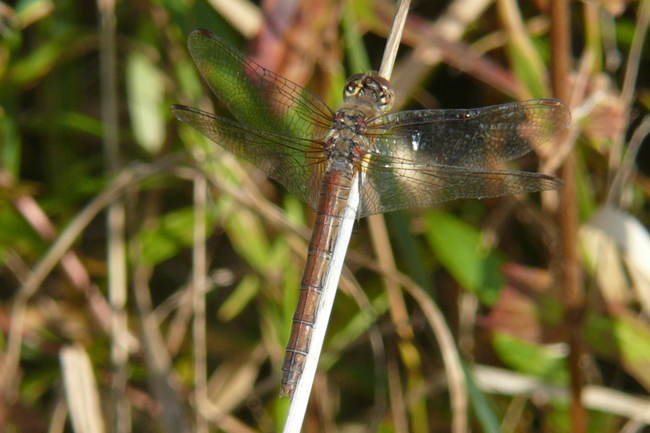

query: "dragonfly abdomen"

left=280, top=170, right=355, bottom=398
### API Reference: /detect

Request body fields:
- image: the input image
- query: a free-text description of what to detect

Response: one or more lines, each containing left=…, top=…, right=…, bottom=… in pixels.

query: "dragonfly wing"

left=358, top=156, right=563, bottom=217
left=172, top=105, right=325, bottom=211
left=186, top=29, right=333, bottom=141
left=367, top=99, right=570, bottom=168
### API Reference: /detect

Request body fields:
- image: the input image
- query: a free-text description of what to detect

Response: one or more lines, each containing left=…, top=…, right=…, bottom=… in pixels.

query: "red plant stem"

left=549, top=0, right=586, bottom=432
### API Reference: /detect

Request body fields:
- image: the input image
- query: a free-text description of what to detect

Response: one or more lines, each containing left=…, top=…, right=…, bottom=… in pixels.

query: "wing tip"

left=538, top=173, right=565, bottom=191
left=537, top=98, right=572, bottom=129
left=190, top=28, right=214, bottom=39
left=169, top=104, right=192, bottom=121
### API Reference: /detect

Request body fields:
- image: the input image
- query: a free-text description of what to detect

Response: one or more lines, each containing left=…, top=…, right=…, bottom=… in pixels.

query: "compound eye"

left=368, top=74, right=394, bottom=110
left=344, top=82, right=359, bottom=97
left=344, top=73, right=365, bottom=98
left=380, top=90, right=393, bottom=105
left=372, top=74, right=392, bottom=89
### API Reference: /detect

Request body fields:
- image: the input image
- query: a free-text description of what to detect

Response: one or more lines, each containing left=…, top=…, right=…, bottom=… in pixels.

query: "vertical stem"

left=549, top=1, right=586, bottom=432
left=607, top=0, right=650, bottom=205
left=379, top=0, right=411, bottom=80
left=368, top=214, right=431, bottom=433
left=98, top=2, right=119, bottom=172
left=98, top=0, right=129, bottom=431
left=193, top=174, right=208, bottom=432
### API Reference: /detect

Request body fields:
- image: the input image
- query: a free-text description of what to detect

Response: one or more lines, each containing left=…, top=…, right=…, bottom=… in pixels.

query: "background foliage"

left=1, top=0, right=650, bottom=432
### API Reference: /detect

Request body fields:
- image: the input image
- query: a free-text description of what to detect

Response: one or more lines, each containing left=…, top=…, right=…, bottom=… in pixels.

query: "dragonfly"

left=171, top=29, right=571, bottom=398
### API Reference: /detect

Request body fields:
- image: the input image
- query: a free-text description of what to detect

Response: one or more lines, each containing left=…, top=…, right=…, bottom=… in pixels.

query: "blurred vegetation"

left=1, top=0, right=650, bottom=432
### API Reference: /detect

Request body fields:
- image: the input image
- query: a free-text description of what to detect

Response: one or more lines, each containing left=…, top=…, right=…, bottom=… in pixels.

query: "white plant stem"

left=282, top=175, right=361, bottom=433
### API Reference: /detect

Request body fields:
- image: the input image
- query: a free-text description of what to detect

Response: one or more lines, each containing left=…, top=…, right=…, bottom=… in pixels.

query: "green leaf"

left=15, top=0, right=54, bottom=26
left=506, top=41, right=547, bottom=99
left=217, top=273, right=260, bottom=321
left=223, top=205, right=271, bottom=274
left=0, top=206, right=45, bottom=260
left=0, top=113, right=21, bottom=177
left=424, top=210, right=505, bottom=305
left=341, top=2, right=371, bottom=74
left=585, top=312, right=650, bottom=391
left=321, top=292, right=389, bottom=369
left=463, top=362, right=501, bottom=433
left=126, top=51, right=165, bottom=154
left=6, top=31, right=89, bottom=90
left=175, top=57, right=204, bottom=104
left=498, top=0, right=549, bottom=98
left=56, top=111, right=104, bottom=138
left=139, top=206, right=215, bottom=265
left=492, top=332, right=569, bottom=385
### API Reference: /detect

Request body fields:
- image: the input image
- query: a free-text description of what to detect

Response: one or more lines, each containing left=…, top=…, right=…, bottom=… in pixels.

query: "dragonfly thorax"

left=331, top=110, right=368, bottom=133
left=343, top=72, right=394, bottom=115
left=324, top=128, right=365, bottom=174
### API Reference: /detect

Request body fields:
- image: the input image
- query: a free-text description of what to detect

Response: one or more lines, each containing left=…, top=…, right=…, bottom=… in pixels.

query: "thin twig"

left=368, top=213, right=435, bottom=433
left=608, top=115, right=650, bottom=205
left=13, top=190, right=114, bottom=335
left=549, top=0, right=586, bottom=431
left=387, top=348, right=409, bottom=433
left=620, top=0, right=650, bottom=114
left=346, top=248, right=469, bottom=433
left=133, top=252, right=191, bottom=433
left=342, top=246, right=470, bottom=432
left=2, top=169, right=135, bottom=399
left=399, top=276, right=468, bottom=433
left=607, top=0, right=650, bottom=204
left=336, top=271, right=388, bottom=431
left=98, top=0, right=130, bottom=429
left=193, top=172, right=209, bottom=432
left=205, top=0, right=262, bottom=39
left=1, top=161, right=175, bottom=398
left=368, top=214, right=422, bottom=431
left=472, top=364, right=650, bottom=423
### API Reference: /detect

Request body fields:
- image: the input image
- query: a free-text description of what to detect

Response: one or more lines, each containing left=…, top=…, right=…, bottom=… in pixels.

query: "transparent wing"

left=171, top=105, right=325, bottom=211
left=358, top=156, right=563, bottom=217
left=356, top=99, right=569, bottom=217
left=367, top=99, right=571, bottom=167
left=186, top=29, right=333, bottom=140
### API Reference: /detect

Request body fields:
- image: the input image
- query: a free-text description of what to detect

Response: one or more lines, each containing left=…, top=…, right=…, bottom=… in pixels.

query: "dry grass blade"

left=345, top=247, right=470, bottom=432
left=608, top=0, right=650, bottom=201
left=368, top=213, right=432, bottom=432
left=473, top=365, right=650, bottom=423
left=392, top=272, right=467, bottom=433
left=2, top=169, right=140, bottom=399
left=60, top=346, right=106, bottom=433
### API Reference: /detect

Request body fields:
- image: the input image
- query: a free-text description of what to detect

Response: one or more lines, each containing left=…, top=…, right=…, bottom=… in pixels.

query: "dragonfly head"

left=343, top=72, right=394, bottom=114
